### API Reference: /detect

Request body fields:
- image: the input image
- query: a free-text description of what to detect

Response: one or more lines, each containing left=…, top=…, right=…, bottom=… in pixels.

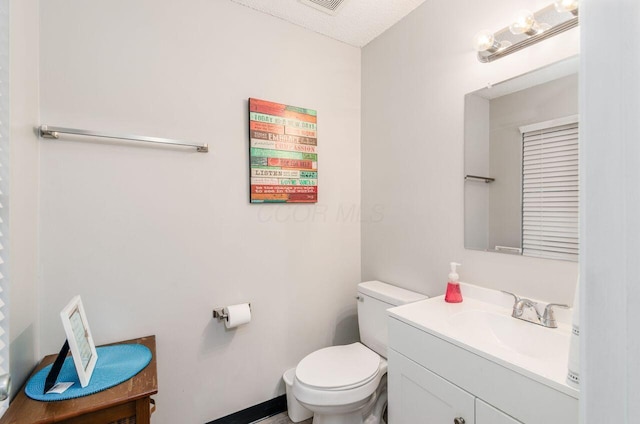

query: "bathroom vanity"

left=387, top=284, right=578, bottom=424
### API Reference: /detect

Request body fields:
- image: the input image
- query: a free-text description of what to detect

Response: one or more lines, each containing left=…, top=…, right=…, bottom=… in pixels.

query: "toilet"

left=292, top=281, right=427, bottom=424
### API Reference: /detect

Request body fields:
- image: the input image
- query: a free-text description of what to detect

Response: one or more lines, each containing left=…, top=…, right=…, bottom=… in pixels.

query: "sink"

left=387, top=282, right=577, bottom=398
left=448, top=309, right=569, bottom=361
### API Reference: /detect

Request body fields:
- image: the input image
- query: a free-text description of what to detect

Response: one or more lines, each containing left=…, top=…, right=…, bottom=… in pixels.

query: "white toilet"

left=292, top=280, right=427, bottom=424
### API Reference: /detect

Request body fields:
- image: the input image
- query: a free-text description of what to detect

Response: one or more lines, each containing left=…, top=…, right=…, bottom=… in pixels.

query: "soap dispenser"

left=445, top=262, right=463, bottom=303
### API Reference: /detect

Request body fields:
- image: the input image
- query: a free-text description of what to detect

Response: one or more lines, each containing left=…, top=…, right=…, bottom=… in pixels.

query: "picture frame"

left=60, top=295, right=98, bottom=387
left=249, top=98, right=318, bottom=203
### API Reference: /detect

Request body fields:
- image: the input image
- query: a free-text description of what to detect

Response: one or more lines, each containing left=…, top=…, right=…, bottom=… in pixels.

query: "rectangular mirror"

left=464, top=56, right=579, bottom=261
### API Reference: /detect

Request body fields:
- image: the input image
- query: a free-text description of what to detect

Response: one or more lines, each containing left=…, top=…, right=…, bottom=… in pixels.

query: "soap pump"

left=445, top=262, right=463, bottom=303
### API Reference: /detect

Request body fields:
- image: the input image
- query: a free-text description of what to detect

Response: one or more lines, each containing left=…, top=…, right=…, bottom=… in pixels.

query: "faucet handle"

left=542, top=303, right=570, bottom=328
left=546, top=303, right=570, bottom=309
left=500, top=290, right=520, bottom=304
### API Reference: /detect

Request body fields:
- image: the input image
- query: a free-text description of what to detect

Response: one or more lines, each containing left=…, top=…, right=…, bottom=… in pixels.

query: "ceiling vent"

left=298, top=0, right=349, bottom=16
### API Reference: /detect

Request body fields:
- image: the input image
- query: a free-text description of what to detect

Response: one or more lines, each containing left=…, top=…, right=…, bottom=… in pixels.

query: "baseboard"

left=207, top=394, right=287, bottom=424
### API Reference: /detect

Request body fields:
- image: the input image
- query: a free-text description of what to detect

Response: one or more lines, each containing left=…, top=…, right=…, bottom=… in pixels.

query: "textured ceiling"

left=229, top=0, right=427, bottom=47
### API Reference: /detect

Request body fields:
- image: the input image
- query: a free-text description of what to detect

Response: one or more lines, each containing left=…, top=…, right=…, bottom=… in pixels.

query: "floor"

left=257, top=411, right=312, bottom=424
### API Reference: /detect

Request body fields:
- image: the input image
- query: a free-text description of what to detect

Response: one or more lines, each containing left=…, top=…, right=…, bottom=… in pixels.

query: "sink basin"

left=387, top=283, right=577, bottom=398
left=448, top=309, right=569, bottom=361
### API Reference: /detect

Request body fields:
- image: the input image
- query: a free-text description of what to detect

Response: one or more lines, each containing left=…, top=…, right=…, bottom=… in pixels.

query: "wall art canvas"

left=249, top=98, right=317, bottom=203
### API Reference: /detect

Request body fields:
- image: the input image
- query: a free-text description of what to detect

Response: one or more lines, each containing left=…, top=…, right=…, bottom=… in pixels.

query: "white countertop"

left=388, top=283, right=579, bottom=399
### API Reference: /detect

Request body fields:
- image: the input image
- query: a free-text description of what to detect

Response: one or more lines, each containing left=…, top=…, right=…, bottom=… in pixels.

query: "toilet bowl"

left=292, top=281, right=427, bottom=424
left=293, top=343, right=387, bottom=424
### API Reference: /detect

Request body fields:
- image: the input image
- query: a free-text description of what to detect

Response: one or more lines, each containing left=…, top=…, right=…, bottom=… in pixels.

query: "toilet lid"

left=296, top=343, right=381, bottom=390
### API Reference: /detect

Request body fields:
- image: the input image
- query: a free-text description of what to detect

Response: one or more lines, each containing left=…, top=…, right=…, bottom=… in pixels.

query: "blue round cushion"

left=25, top=344, right=152, bottom=402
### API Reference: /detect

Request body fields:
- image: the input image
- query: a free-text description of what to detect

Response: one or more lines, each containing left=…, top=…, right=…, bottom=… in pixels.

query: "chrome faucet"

left=501, top=291, right=569, bottom=328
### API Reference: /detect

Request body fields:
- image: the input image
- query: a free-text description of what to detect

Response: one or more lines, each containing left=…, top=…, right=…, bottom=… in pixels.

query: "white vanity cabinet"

left=387, top=312, right=578, bottom=424
left=388, top=350, right=522, bottom=424
left=476, top=399, right=522, bottom=424
left=388, top=350, right=475, bottom=424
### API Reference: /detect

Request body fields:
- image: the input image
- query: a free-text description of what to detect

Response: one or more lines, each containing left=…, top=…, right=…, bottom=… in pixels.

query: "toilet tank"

left=357, top=281, right=427, bottom=358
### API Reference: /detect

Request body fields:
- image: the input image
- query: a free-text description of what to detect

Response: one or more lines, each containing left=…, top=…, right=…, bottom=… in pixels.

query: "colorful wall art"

left=249, top=98, right=318, bottom=203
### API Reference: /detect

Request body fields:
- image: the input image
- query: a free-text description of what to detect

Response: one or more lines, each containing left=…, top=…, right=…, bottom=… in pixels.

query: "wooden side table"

left=0, top=335, right=158, bottom=424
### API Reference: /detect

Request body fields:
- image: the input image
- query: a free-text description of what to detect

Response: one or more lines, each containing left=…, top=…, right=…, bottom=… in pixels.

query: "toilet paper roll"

left=224, top=303, right=251, bottom=329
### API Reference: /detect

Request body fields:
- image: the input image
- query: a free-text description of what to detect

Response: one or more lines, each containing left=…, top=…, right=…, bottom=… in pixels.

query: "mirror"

left=464, top=57, right=579, bottom=261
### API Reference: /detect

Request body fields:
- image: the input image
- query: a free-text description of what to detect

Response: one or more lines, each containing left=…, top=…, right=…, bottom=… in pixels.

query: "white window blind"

left=0, top=0, right=9, bottom=415
left=521, top=120, right=579, bottom=261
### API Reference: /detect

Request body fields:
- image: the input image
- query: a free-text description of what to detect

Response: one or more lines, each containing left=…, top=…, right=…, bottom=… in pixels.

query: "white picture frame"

left=60, top=296, right=98, bottom=388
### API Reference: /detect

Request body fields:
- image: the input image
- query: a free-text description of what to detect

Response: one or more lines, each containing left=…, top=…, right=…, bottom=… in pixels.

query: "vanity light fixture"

left=554, top=0, right=579, bottom=15
left=509, top=10, right=539, bottom=36
left=476, top=2, right=579, bottom=63
left=473, top=30, right=502, bottom=54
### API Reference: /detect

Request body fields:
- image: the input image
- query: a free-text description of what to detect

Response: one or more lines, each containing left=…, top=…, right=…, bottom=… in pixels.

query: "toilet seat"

left=296, top=343, right=381, bottom=391
left=293, top=342, right=388, bottom=408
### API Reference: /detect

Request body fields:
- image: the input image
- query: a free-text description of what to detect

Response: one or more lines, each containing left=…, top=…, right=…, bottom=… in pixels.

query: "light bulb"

left=509, top=10, right=538, bottom=36
left=554, top=0, right=579, bottom=15
left=473, top=30, right=500, bottom=53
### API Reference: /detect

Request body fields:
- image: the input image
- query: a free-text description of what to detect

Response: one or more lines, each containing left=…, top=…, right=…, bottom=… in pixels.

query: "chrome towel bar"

left=39, top=125, right=208, bottom=153
left=464, top=175, right=495, bottom=183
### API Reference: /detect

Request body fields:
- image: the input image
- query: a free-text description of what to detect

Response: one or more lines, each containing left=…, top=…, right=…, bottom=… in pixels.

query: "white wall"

left=9, top=0, right=40, bottom=397
left=581, top=0, right=640, bottom=422
left=361, top=0, right=579, bottom=303
left=38, top=1, right=361, bottom=422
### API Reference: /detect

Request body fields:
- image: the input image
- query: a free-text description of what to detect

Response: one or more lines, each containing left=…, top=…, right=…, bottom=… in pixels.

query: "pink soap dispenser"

left=445, top=262, right=463, bottom=303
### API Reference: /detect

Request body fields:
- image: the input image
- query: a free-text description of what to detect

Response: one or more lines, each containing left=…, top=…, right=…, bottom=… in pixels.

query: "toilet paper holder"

left=212, top=303, right=252, bottom=321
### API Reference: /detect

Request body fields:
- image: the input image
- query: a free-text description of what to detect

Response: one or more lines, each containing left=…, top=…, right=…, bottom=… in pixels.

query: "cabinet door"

left=388, top=349, right=474, bottom=424
left=476, top=399, right=522, bottom=424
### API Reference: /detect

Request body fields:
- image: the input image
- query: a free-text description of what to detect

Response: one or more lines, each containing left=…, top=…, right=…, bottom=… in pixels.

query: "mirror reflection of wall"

left=464, top=57, right=579, bottom=261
